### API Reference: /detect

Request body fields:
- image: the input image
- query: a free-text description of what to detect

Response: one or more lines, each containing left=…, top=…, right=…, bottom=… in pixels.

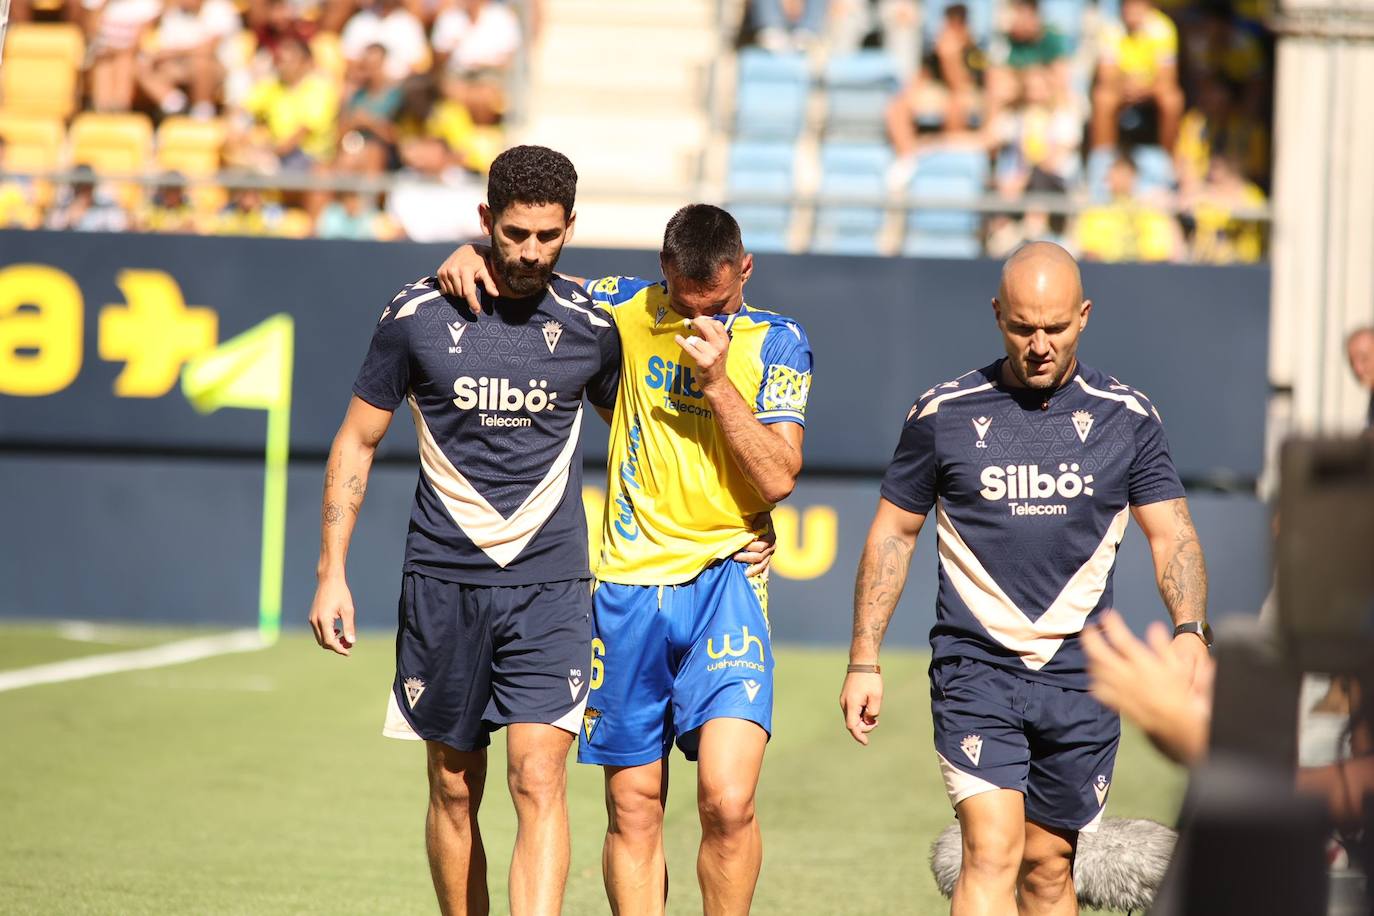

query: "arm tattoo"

left=325, top=466, right=337, bottom=488
left=852, top=535, right=915, bottom=649
left=1160, top=500, right=1207, bottom=625
left=323, top=503, right=346, bottom=527
left=344, top=474, right=365, bottom=498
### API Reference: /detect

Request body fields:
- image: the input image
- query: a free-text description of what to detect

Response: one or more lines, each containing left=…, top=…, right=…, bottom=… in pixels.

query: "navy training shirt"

left=880, top=359, right=1185, bottom=689
left=353, top=276, right=620, bottom=586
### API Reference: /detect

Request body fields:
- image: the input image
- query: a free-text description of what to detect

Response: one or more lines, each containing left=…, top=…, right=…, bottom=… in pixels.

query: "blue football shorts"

left=382, top=571, right=593, bottom=752
left=930, top=656, right=1120, bottom=833
left=578, top=560, right=773, bottom=766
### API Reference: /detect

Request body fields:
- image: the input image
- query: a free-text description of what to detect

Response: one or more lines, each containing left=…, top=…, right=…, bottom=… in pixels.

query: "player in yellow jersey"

left=438, top=204, right=813, bottom=915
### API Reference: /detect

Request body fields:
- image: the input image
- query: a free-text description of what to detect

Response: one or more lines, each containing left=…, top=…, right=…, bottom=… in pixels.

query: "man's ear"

left=1080, top=299, right=1093, bottom=329
left=991, top=297, right=1003, bottom=324
left=479, top=203, right=493, bottom=236
left=564, top=209, right=576, bottom=244
left=739, top=252, right=755, bottom=284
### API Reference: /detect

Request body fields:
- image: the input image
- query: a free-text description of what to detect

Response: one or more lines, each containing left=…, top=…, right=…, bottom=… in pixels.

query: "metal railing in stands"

left=0, top=167, right=1274, bottom=223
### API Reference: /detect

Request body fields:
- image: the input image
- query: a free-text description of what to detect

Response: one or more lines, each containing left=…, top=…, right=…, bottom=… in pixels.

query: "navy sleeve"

left=1128, top=406, right=1185, bottom=506
left=879, top=405, right=938, bottom=515
left=587, top=320, right=621, bottom=410
left=351, top=306, right=412, bottom=411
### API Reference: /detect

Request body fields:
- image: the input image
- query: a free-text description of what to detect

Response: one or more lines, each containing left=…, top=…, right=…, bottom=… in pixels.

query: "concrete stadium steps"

left=516, top=0, right=719, bottom=244
left=561, top=196, right=688, bottom=248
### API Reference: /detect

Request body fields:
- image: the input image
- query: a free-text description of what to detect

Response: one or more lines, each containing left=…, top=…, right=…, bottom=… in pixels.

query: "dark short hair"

left=1010, top=0, right=1038, bottom=10
left=946, top=2, right=969, bottom=21
left=661, top=204, right=744, bottom=282
left=486, top=145, right=577, bottom=219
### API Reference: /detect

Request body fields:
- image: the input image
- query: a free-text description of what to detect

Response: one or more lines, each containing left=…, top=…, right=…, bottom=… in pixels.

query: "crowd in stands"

left=744, top=0, right=1273, bottom=262
left=0, top=0, right=525, bottom=239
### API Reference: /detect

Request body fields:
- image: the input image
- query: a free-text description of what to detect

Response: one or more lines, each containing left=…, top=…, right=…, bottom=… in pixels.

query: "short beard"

left=492, top=239, right=559, bottom=298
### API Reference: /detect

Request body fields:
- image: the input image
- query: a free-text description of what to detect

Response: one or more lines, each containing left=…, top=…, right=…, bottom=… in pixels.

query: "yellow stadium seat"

left=70, top=112, right=155, bottom=207
left=3, top=22, right=84, bottom=67
left=156, top=117, right=229, bottom=213
left=156, top=117, right=227, bottom=175
left=0, top=24, right=84, bottom=118
left=0, top=110, right=64, bottom=207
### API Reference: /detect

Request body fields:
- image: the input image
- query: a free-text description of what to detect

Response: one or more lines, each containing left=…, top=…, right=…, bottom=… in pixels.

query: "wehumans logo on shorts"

left=705, top=626, right=766, bottom=673
left=979, top=463, right=1095, bottom=516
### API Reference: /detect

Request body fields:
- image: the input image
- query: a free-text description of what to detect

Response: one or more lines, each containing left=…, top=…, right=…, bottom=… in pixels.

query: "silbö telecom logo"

left=979, top=463, right=1095, bottom=516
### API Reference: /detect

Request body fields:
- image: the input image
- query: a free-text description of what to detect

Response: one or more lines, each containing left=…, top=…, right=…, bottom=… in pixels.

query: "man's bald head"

left=992, top=242, right=1092, bottom=390
left=999, top=241, right=1084, bottom=306
left=1349, top=326, right=1374, bottom=388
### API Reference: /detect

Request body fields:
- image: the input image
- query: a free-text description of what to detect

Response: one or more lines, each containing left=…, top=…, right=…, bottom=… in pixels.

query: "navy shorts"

left=382, top=571, right=593, bottom=752
left=579, top=561, right=773, bottom=766
left=930, top=656, right=1120, bottom=833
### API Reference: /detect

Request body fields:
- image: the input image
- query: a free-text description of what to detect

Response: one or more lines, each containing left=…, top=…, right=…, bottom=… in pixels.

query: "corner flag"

left=182, top=314, right=294, bottom=642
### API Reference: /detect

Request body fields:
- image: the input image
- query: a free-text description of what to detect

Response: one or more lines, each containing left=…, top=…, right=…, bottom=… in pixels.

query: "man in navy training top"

left=307, top=145, right=621, bottom=916
left=839, top=241, right=1211, bottom=916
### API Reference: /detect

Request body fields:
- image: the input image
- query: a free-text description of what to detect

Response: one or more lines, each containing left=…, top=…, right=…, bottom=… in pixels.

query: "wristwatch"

left=1173, top=621, right=1213, bottom=648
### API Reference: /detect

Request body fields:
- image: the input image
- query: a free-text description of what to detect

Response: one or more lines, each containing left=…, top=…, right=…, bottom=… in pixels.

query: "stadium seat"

left=70, top=112, right=155, bottom=206
left=732, top=203, right=792, bottom=253
left=822, top=51, right=900, bottom=140
left=156, top=118, right=227, bottom=176
left=903, top=148, right=988, bottom=259
left=735, top=50, right=810, bottom=140
left=813, top=141, right=891, bottom=254
left=727, top=140, right=795, bottom=198
left=0, top=23, right=84, bottom=118
left=0, top=110, right=65, bottom=207
left=728, top=141, right=796, bottom=254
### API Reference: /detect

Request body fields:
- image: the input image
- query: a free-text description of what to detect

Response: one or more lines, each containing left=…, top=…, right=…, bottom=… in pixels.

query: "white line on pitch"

left=0, top=630, right=269, bottom=693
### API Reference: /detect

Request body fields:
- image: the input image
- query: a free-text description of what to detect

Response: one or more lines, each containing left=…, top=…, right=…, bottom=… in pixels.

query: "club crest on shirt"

left=960, top=734, right=983, bottom=766
left=1071, top=409, right=1094, bottom=443
left=1093, top=774, right=1110, bottom=806
left=582, top=707, right=602, bottom=743
left=654, top=305, right=668, bottom=326
left=542, top=320, right=563, bottom=354
left=403, top=676, right=426, bottom=709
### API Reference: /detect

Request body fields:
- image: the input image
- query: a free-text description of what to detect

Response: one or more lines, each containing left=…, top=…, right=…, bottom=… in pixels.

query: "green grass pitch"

left=0, top=624, right=1185, bottom=914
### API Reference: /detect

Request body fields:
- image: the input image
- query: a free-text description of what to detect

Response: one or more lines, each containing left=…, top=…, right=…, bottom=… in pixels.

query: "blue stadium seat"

left=732, top=203, right=792, bottom=253
left=727, top=140, right=796, bottom=198
left=735, top=82, right=808, bottom=139
left=903, top=148, right=988, bottom=258
left=814, top=141, right=891, bottom=254
left=1132, top=144, right=1175, bottom=193
left=823, top=51, right=900, bottom=140
left=736, top=49, right=810, bottom=140
left=813, top=206, right=885, bottom=255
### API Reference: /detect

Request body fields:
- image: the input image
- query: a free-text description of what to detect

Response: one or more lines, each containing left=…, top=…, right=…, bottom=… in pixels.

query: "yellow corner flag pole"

left=181, top=314, right=295, bottom=644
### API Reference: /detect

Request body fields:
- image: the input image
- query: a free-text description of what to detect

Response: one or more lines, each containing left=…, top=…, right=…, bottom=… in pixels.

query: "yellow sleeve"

left=304, top=79, right=339, bottom=132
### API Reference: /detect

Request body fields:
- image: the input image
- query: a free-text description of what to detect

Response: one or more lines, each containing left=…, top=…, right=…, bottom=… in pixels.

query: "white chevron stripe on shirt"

left=935, top=501, right=1132, bottom=669
left=1073, top=375, right=1149, bottom=417
left=916, top=382, right=995, bottom=420
left=408, top=396, right=582, bottom=567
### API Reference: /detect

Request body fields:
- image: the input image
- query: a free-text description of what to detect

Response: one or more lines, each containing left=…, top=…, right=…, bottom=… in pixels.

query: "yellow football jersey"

left=586, top=276, right=814, bottom=585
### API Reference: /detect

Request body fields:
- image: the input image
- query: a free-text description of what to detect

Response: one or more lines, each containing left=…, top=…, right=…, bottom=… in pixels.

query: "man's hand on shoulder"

left=437, top=243, right=497, bottom=315
left=309, top=575, right=357, bottom=657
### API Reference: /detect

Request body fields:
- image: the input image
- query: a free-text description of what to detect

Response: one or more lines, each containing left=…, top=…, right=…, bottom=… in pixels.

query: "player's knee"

left=507, top=754, right=566, bottom=811
left=698, top=784, right=756, bottom=839
left=960, top=831, right=1021, bottom=882
left=429, top=766, right=478, bottom=816
left=1019, top=853, right=1074, bottom=903
left=606, top=783, right=664, bottom=841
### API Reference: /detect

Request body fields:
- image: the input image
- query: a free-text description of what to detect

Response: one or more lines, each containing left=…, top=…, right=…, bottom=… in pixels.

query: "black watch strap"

left=1174, top=621, right=1213, bottom=648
